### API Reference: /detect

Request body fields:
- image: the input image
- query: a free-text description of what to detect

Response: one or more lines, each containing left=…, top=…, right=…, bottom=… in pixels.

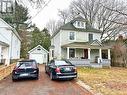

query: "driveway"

left=0, top=65, right=92, bottom=95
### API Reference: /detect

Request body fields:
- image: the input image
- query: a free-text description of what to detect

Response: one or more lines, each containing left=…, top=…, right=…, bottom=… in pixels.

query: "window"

left=37, top=48, right=41, bottom=51
left=69, top=32, right=75, bottom=40
left=102, top=50, right=108, bottom=59
left=69, top=49, right=75, bottom=58
left=76, top=21, right=85, bottom=28
left=81, top=22, right=84, bottom=27
left=1, top=1, right=13, bottom=13
left=89, top=34, right=93, bottom=42
left=77, top=21, right=80, bottom=26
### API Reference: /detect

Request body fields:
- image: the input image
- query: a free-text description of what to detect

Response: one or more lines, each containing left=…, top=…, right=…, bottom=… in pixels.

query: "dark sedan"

left=12, top=59, right=39, bottom=81
left=45, top=60, right=77, bottom=80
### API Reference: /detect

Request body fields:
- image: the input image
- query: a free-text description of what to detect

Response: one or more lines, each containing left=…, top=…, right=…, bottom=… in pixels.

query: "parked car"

left=12, top=59, right=39, bottom=81
left=45, top=59, right=77, bottom=80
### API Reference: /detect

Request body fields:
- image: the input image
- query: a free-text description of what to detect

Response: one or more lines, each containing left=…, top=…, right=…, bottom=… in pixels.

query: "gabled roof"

left=28, top=45, right=49, bottom=54
left=90, top=39, right=102, bottom=46
left=0, top=18, right=21, bottom=41
left=51, top=16, right=101, bottom=38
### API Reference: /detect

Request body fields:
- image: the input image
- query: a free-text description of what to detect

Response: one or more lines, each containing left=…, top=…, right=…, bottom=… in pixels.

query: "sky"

left=29, top=0, right=72, bottom=30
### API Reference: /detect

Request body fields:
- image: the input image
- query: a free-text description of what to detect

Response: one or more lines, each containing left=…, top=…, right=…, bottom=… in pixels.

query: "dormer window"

left=81, top=22, right=84, bottom=27
left=77, top=21, right=80, bottom=26
left=74, top=21, right=85, bottom=28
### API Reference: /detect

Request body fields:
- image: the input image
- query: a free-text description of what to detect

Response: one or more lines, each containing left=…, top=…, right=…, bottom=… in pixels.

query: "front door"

left=84, top=49, right=88, bottom=59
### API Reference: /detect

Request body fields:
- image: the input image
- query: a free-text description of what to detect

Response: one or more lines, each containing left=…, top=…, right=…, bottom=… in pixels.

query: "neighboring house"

left=0, top=18, right=21, bottom=66
left=50, top=16, right=111, bottom=67
left=28, top=45, right=49, bottom=64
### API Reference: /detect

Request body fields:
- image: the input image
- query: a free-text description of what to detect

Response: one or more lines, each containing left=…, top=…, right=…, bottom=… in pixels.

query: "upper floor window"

left=89, top=34, right=93, bottom=42
left=81, top=22, right=84, bottom=27
left=77, top=21, right=80, bottom=26
left=76, top=21, right=85, bottom=28
left=69, top=32, right=75, bottom=40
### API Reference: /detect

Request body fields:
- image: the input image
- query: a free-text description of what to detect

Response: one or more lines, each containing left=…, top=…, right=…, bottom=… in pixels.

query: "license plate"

left=65, top=67, right=71, bottom=71
left=20, top=73, right=29, bottom=77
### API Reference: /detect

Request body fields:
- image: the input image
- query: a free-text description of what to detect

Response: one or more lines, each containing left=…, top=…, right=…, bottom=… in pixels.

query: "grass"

left=77, top=67, right=127, bottom=95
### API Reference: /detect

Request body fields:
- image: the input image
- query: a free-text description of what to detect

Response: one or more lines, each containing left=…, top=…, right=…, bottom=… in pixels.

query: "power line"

left=30, top=0, right=52, bottom=21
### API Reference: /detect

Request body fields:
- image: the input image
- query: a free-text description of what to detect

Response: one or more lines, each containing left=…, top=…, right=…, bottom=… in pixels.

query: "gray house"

left=50, top=16, right=111, bottom=67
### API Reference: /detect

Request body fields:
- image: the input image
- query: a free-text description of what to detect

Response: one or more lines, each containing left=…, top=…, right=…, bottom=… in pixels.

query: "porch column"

left=67, top=47, right=70, bottom=59
left=108, top=49, right=111, bottom=59
left=99, top=48, right=102, bottom=63
left=88, top=48, right=91, bottom=59
left=99, top=49, right=102, bottom=59
left=0, top=45, right=1, bottom=63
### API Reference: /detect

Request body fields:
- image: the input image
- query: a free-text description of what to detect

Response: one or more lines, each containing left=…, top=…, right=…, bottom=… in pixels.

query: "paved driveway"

left=0, top=65, right=92, bottom=95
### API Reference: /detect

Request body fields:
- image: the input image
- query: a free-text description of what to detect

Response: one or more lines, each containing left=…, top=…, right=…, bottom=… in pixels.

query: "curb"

left=76, top=80, right=103, bottom=95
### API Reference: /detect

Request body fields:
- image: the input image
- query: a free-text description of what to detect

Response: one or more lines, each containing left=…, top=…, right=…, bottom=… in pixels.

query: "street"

left=0, top=65, right=92, bottom=95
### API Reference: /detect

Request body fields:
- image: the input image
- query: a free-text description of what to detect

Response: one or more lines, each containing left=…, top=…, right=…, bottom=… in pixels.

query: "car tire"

left=12, top=78, right=17, bottom=82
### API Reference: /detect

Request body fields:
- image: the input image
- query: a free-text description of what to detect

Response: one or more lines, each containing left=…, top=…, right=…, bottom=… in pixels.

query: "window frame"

left=69, top=48, right=76, bottom=58
left=89, top=33, right=93, bottom=42
left=69, top=32, right=76, bottom=41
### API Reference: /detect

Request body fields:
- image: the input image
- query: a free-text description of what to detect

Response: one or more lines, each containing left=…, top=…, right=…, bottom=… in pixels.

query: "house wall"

left=60, top=30, right=101, bottom=46
left=0, top=19, right=21, bottom=65
left=51, top=32, right=61, bottom=59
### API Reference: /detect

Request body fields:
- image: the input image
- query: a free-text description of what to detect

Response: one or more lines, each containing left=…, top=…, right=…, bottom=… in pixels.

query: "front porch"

left=62, top=42, right=111, bottom=67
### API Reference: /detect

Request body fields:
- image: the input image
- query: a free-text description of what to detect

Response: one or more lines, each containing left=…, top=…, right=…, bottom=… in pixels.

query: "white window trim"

left=68, top=31, right=76, bottom=41
left=76, top=21, right=85, bottom=28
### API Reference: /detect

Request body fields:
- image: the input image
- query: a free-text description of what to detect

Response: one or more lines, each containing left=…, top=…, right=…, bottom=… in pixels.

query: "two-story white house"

left=0, top=18, right=21, bottom=66
left=50, top=16, right=111, bottom=67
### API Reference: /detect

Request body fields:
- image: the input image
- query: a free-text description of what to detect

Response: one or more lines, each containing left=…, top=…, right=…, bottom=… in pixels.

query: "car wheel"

left=12, top=78, right=17, bottom=82
left=50, top=72, right=54, bottom=80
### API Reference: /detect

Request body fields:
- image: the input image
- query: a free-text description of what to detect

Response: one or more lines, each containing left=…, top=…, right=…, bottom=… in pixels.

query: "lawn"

left=77, top=67, right=127, bottom=95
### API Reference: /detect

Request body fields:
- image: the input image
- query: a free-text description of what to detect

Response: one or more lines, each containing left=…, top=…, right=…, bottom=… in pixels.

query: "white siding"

left=29, top=47, right=48, bottom=64
left=60, top=30, right=101, bottom=45
left=52, top=32, right=61, bottom=59
left=0, top=19, right=21, bottom=65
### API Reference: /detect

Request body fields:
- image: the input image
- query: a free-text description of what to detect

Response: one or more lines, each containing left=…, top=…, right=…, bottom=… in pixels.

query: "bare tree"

left=58, top=9, right=69, bottom=24
left=70, top=0, right=127, bottom=40
left=46, top=19, right=63, bottom=36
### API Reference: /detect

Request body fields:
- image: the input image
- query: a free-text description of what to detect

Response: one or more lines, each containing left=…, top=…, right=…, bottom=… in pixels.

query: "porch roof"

left=61, top=42, right=111, bottom=49
left=0, top=41, right=9, bottom=47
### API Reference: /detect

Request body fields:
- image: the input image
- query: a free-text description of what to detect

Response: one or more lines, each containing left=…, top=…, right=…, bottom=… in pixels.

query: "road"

left=0, top=65, right=92, bottom=95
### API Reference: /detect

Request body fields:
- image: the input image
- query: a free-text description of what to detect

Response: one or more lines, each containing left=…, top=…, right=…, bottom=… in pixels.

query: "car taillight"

left=55, top=68, right=61, bottom=73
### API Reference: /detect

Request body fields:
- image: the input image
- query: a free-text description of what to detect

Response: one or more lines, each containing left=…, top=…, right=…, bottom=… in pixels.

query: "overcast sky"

left=29, top=0, right=72, bottom=30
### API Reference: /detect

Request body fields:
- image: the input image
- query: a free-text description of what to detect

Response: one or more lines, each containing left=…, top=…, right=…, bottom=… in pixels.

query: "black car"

left=45, top=59, right=77, bottom=80
left=12, top=59, right=39, bottom=81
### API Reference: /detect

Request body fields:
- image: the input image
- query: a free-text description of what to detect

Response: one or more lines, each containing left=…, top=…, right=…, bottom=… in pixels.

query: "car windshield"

left=54, top=61, right=71, bottom=66
left=16, top=61, right=36, bottom=68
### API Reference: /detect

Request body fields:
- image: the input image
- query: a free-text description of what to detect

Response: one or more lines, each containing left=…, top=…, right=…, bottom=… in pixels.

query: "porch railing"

left=69, top=58, right=90, bottom=66
left=102, top=59, right=111, bottom=67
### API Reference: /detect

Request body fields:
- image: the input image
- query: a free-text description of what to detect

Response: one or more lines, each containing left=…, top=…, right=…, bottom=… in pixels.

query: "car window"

left=54, top=61, right=71, bottom=66
left=16, top=61, right=36, bottom=68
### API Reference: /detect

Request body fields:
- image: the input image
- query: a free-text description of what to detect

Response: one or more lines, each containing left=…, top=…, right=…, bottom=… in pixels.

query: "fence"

left=0, top=63, right=16, bottom=80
